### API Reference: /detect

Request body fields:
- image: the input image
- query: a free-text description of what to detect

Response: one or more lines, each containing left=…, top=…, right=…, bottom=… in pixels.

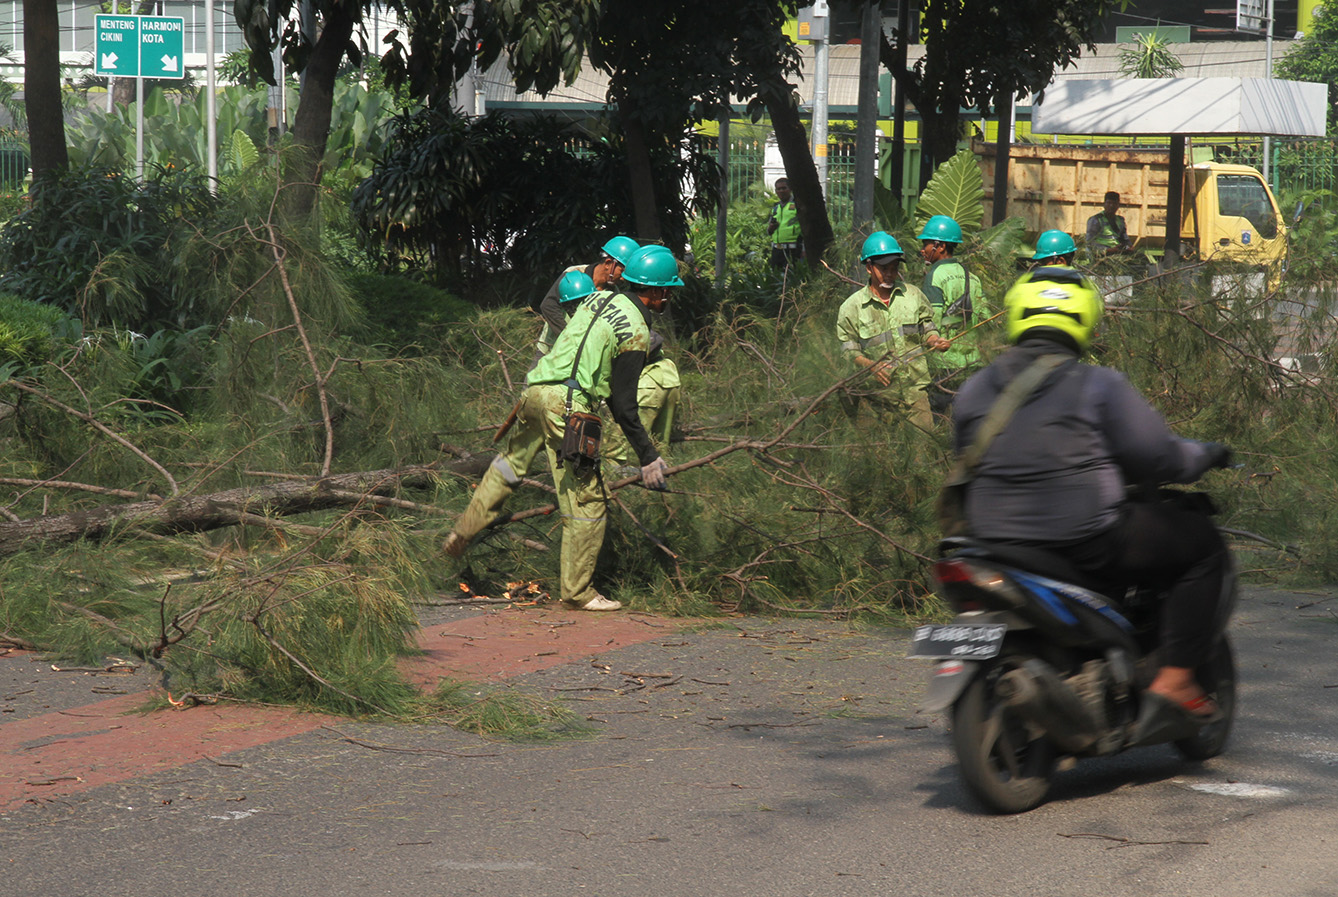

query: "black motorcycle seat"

left=942, top=537, right=1112, bottom=596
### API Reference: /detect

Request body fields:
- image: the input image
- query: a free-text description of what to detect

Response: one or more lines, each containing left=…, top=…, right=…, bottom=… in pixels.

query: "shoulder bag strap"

left=944, top=354, right=1070, bottom=487
left=565, top=291, right=621, bottom=415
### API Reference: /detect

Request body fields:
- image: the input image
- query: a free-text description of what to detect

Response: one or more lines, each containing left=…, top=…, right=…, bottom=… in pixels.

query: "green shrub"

left=0, top=292, right=78, bottom=368
left=346, top=272, right=474, bottom=351
left=0, top=165, right=221, bottom=330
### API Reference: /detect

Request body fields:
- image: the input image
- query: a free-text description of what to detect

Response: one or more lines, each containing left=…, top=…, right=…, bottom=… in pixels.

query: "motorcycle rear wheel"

left=1174, top=637, right=1236, bottom=761
left=952, top=658, right=1058, bottom=813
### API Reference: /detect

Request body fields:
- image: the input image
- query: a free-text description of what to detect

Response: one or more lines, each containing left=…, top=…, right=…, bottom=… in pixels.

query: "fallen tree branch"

left=0, top=465, right=439, bottom=557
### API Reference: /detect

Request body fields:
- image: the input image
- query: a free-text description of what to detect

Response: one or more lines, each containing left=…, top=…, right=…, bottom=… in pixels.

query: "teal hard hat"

left=860, top=231, right=904, bottom=262
left=1032, top=229, right=1078, bottom=261
left=917, top=215, right=963, bottom=244
left=601, top=235, right=640, bottom=266
left=623, top=245, right=683, bottom=288
left=558, top=270, right=596, bottom=305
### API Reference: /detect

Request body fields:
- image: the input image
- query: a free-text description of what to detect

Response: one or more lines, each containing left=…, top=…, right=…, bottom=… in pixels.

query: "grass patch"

left=422, top=680, right=596, bottom=742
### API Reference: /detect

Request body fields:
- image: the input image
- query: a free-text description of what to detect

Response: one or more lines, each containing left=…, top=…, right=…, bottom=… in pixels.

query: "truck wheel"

left=1174, top=637, right=1236, bottom=762
left=952, top=658, right=1057, bottom=813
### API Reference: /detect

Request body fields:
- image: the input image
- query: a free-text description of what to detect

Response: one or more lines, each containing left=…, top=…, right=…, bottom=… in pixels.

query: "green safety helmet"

left=1031, top=229, right=1078, bottom=261
left=917, top=215, right=963, bottom=244
left=601, top=235, right=640, bottom=266
left=1004, top=267, right=1103, bottom=350
left=860, top=231, right=904, bottom=263
left=622, top=245, right=684, bottom=288
left=558, top=270, right=597, bottom=306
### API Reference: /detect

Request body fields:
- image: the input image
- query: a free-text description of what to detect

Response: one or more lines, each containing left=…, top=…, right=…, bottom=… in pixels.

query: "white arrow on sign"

left=160, top=55, right=179, bottom=73
left=101, top=52, right=119, bottom=69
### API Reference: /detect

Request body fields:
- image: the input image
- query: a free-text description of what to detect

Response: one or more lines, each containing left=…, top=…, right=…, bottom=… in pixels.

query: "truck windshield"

left=1216, top=174, right=1278, bottom=239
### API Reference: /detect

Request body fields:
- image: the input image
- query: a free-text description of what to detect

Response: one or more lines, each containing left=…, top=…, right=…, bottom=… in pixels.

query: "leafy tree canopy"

left=884, top=0, right=1126, bottom=170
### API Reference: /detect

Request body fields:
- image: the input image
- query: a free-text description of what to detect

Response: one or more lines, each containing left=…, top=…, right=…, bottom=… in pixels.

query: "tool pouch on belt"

left=560, top=411, right=602, bottom=473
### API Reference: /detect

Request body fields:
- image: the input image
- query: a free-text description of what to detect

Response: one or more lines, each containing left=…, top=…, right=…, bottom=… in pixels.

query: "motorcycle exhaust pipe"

left=994, top=659, right=1102, bottom=754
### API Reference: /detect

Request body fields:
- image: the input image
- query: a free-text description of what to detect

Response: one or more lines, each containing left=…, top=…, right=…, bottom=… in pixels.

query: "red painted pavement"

left=1, top=606, right=675, bottom=813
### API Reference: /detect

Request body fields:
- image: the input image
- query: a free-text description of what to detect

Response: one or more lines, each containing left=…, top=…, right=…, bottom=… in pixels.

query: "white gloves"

left=640, top=457, right=668, bottom=491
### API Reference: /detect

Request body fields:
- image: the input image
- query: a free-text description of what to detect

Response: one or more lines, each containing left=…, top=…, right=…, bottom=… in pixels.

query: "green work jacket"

left=529, top=291, right=651, bottom=408
left=836, top=283, right=936, bottom=395
left=922, top=257, right=987, bottom=370
left=770, top=200, right=801, bottom=244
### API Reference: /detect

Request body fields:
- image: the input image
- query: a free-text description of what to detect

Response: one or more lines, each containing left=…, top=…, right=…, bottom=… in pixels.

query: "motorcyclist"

left=951, top=266, right=1232, bottom=720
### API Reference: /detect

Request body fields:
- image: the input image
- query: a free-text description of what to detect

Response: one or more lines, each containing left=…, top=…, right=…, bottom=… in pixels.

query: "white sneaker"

left=576, top=595, right=622, bottom=612
left=441, top=532, right=469, bottom=558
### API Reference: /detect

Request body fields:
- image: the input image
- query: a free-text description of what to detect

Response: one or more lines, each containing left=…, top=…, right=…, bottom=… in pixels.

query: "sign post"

left=94, top=14, right=185, bottom=179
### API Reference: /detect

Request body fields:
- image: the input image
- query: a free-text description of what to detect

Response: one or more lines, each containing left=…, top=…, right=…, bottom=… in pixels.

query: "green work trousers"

left=452, top=383, right=607, bottom=607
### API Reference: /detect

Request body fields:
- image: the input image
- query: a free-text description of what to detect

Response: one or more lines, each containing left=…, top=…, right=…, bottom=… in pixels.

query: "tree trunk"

left=763, top=86, right=833, bottom=267
left=620, top=109, right=663, bottom=243
left=23, top=0, right=68, bottom=180
left=111, top=0, right=159, bottom=107
left=0, top=467, right=438, bottom=557
left=284, top=3, right=355, bottom=218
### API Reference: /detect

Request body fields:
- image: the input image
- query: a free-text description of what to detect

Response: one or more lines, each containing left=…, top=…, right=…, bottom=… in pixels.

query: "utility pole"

left=852, top=0, right=881, bottom=227
left=889, top=0, right=910, bottom=208
left=810, top=0, right=831, bottom=197
left=715, top=114, right=730, bottom=283
left=206, top=0, right=217, bottom=191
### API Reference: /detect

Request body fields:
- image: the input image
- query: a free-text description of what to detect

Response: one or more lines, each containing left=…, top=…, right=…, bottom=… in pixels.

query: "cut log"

left=0, top=466, right=439, bottom=557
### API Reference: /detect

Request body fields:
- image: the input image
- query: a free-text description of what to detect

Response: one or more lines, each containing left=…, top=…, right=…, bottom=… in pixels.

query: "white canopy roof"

left=1032, top=77, right=1327, bottom=138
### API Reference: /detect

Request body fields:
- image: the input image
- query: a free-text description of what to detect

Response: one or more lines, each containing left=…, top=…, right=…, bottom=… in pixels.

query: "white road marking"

left=1188, top=782, right=1291, bottom=798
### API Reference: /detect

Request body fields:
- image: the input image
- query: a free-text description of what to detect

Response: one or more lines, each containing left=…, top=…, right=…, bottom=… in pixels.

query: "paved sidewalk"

left=1, top=603, right=678, bottom=812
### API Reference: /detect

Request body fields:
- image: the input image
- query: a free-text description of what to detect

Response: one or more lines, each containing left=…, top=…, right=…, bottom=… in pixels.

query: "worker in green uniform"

left=836, top=231, right=951, bottom=430
left=443, top=245, right=682, bottom=612
left=767, top=178, right=803, bottom=271
left=917, top=215, right=988, bottom=415
left=602, top=331, right=681, bottom=469
left=1085, top=191, right=1130, bottom=256
left=532, top=235, right=639, bottom=367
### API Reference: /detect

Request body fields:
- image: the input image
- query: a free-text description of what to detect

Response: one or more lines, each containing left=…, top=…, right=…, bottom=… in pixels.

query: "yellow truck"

left=974, top=141, right=1287, bottom=275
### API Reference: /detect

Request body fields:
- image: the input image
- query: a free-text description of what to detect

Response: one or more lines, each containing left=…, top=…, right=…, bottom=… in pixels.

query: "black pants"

left=770, top=245, right=804, bottom=270
left=1063, top=500, right=1228, bottom=669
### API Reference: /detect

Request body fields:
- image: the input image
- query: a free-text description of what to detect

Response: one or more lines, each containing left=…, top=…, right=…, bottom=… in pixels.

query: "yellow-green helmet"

left=1004, top=267, right=1103, bottom=350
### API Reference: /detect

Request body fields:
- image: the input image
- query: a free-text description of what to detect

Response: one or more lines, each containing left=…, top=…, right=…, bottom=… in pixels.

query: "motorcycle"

left=911, top=490, right=1238, bottom=813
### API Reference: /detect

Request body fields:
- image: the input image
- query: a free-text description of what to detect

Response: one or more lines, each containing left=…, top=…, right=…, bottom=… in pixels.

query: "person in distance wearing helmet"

left=951, top=266, right=1233, bottom=720
left=443, top=245, right=681, bottom=612
left=837, top=231, right=951, bottom=430
left=1029, top=228, right=1078, bottom=268
left=917, top=215, right=988, bottom=415
left=532, top=235, right=639, bottom=366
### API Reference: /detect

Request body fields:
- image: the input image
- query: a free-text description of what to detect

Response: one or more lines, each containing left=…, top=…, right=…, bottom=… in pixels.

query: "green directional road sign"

left=95, top=14, right=185, bottom=80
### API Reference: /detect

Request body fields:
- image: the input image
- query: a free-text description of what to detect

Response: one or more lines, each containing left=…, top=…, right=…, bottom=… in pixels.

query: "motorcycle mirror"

left=1292, top=200, right=1306, bottom=226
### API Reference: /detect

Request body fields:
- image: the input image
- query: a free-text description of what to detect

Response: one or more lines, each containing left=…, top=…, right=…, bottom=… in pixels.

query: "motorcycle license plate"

left=910, top=623, right=1007, bottom=659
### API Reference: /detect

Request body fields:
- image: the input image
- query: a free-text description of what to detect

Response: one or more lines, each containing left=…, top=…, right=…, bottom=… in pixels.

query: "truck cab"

left=1182, top=162, right=1287, bottom=274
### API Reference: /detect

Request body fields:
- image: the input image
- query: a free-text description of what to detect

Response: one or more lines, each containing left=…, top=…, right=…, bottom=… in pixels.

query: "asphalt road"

left=2, top=584, right=1337, bottom=897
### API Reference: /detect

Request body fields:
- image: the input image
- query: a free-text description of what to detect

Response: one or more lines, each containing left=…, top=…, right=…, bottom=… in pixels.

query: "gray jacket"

left=953, top=339, right=1216, bottom=543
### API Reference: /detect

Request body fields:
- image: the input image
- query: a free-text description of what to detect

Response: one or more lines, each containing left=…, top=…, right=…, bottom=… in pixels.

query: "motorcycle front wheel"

left=951, top=658, right=1058, bottom=813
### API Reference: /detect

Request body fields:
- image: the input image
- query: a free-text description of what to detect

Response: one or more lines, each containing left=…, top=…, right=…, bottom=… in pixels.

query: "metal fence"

left=703, top=135, right=923, bottom=225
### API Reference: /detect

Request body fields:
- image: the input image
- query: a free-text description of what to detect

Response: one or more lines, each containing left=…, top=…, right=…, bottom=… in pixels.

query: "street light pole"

left=810, top=0, right=830, bottom=197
